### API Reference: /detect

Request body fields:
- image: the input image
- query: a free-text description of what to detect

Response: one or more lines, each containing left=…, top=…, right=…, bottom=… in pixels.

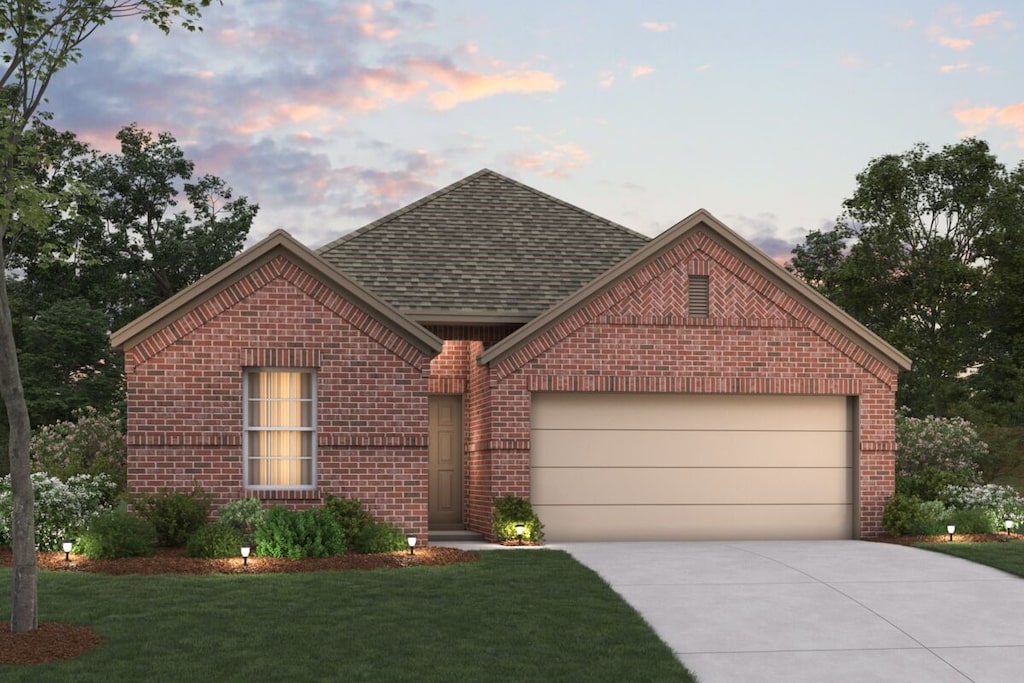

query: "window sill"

left=246, top=488, right=322, bottom=502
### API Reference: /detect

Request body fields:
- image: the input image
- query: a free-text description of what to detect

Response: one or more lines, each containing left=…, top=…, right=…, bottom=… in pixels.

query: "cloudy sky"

left=41, top=1, right=1024, bottom=261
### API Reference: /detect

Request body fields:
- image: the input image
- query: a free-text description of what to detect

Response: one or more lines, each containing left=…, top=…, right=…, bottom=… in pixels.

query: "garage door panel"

left=531, top=429, right=851, bottom=468
left=534, top=504, right=853, bottom=541
left=531, top=467, right=851, bottom=506
left=531, top=393, right=849, bottom=431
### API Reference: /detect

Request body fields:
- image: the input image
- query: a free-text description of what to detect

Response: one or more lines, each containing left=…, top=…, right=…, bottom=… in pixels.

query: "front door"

left=428, top=395, right=463, bottom=529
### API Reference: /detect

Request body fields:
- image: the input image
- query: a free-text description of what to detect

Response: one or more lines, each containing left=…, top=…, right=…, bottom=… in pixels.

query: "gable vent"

left=688, top=275, right=709, bottom=318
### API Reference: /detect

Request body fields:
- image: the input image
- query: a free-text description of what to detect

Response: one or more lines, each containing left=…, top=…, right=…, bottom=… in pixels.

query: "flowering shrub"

left=941, top=483, right=1024, bottom=525
left=896, top=413, right=986, bottom=499
left=0, top=472, right=117, bottom=550
left=30, top=407, right=127, bottom=495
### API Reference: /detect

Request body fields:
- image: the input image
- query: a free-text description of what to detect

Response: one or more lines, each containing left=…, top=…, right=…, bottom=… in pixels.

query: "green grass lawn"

left=914, top=541, right=1024, bottom=578
left=1, top=550, right=695, bottom=682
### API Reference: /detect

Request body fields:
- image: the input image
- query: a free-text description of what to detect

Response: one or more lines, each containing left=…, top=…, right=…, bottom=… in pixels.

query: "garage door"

left=530, top=393, right=854, bottom=541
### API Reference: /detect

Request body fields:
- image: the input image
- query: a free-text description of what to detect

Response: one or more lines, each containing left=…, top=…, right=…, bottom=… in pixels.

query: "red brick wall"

left=471, top=228, right=899, bottom=538
left=124, top=254, right=433, bottom=538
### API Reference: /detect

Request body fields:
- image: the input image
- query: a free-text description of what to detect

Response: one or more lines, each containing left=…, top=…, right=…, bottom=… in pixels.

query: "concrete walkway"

left=558, top=540, right=1024, bottom=683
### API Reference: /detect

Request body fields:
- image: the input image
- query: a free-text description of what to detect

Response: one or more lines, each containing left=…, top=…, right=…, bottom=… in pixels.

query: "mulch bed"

left=871, top=533, right=1022, bottom=545
left=0, top=545, right=477, bottom=666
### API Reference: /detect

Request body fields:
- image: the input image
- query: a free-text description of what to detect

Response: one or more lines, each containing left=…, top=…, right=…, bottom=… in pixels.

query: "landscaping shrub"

left=352, top=521, right=407, bottom=553
left=896, top=413, right=985, bottom=499
left=948, top=507, right=999, bottom=534
left=77, top=508, right=157, bottom=559
left=134, top=487, right=211, bottom=547
left=254, top=506, right=346, bottom=559
left=941, top=483, right=1024, bottom=525
left=0, top=471, right=116, bottom=550
left=324, top=495, right=373, bottom=542
left=492, top=494, right=544, bottom=544
left=882, top=493, right=946, bottom=536
left=187, top=522, right=246, bottom=558
left=218, top=497, right=266, bottom=538
left=30, top=407, right=128, bottom=496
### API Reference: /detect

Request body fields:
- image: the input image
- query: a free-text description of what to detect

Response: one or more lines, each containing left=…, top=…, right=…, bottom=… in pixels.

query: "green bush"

left=134, top=487, right=211, bottom=547
left=218, top=497, right=266, bottom=539
left=948, top=507, right=999, bottom=534
left=77, top=508, right=157, bottom=559
left=30, top=407, right=128, bottom=497
left=254, top=506, right=346, bottom=559
left=896, top=413, right=985, bottom=499
left=0, top=471, right=116, bottom=550
left=352, top=521, right=407, bottom=553
left=492, top=494, right=544, bottom=544
left=882, top=493, right=946, bottom=536
left=324, top=495, right=373, bottom=542
left=187, top=522, right=246, bottom=558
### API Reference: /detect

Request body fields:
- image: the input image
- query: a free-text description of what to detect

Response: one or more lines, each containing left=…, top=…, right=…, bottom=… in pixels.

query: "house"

left=110, top=169, right=911, bottom=542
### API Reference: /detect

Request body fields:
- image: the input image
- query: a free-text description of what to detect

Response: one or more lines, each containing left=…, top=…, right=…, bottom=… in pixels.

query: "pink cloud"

left=510, top=143, right=590, bottom=178
left=970, top=11, right=1003, bottom=27
left=953, top=103, right=1024, bottom=145
left=939, top=35, right=973, bottom=50
left=641, top=21, right=673, bottom=32
left=939, top=63, right=970, bottom=73
left=405, top=58, right=561, bottom=110
left=839, top=55, right=863, bottom=68
left=598, top=71, right=615, bottom=88
left=631, top=65, right=654, bottom=78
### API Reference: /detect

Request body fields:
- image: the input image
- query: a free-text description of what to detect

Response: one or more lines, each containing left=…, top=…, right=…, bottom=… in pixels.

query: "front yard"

left=0, top=550, right=696, bottom=682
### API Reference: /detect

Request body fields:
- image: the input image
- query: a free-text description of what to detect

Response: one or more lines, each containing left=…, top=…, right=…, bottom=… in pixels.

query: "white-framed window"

left=243, top=369, right=316, bottom=489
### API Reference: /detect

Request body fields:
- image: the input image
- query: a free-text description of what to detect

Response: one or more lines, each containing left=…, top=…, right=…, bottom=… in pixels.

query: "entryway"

left=428, top=395, right=463, bottom=530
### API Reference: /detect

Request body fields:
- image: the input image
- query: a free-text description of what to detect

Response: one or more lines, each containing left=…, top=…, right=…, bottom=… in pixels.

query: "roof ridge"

left=316, top=169, right=494, bottom=253
left=316, top=169, right=649, bottom=253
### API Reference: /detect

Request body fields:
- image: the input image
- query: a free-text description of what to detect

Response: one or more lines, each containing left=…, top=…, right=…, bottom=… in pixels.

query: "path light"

left=241, top=545, right=251, bottom=566
left=515, top=524, right=525, bottom=545
left=62, top=540, right=73, bottom=564
left=947, top=525, right=956, bottom=542
left=407, top=536, right=417, bottom=556
left=1006, top=520, right=1015, bottom=536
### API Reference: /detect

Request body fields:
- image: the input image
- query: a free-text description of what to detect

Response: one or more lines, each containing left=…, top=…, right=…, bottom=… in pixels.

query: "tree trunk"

left=0, top=234, right=37, bottom=633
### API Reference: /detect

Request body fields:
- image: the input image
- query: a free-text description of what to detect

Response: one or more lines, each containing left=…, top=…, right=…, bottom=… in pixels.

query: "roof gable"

left=480, top=209, right=912, bottom=373
left=317, top=169, right=650, bottom=321
left=110, top=230, right=442, bottom=356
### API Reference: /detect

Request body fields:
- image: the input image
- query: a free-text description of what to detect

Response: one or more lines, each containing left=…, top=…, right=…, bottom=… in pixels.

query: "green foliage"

left=186, top=522, right=246, bottom=558
left=217, top=497, right=266, bottom=539
left=948, top=507, right=998, bottom=534
left=351, top=521, right=407, bottom=554
left=882, top=493, right=947, bottom=536
left=323, top=495, right=373, bottom=541
left=254, top=506, right=346, bottom=559
left=492, top=494, right=545, bottom=544
left=940, top=483, right=1024, bottom=524
left=133, top=487, right=211, bottom=547
left=0, top=471, right=116, bottom=550
left=77, top=508, right=157, bottom=559
left=896, top=413, right=985, bottom=499
left=29, top=406, right=127, bottom=495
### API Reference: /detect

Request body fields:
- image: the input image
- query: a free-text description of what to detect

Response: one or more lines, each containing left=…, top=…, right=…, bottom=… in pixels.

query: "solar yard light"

left=241, top=545, right=251, bottom=566
left=62, top=540, right=73, bottom=564
left=515, top=524, right=525, bottom=545
left=1006, top=520, right=1015, bottom=536
left=947, top=525, right=956, bottom=542
left=407, top=536, right=417, bottom=556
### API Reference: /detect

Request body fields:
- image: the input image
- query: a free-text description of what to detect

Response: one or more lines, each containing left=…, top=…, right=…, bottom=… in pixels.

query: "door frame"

left=428, top=394, right=464, bottom=529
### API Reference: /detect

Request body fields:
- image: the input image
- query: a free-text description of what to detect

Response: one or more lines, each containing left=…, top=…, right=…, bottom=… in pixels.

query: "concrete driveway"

left=559, top=541, right=1024, bottom=683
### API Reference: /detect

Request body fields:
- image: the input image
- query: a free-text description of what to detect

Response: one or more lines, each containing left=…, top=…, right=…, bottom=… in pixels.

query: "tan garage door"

left=530, top=393, right=854, bottom=541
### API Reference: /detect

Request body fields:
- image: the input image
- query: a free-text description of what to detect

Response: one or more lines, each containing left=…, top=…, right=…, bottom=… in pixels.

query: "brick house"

left=111, top=170, right=910, bottom=542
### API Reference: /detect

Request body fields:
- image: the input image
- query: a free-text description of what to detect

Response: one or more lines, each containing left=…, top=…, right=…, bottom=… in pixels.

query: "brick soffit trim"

left=480, top=209, right=913, bottom=380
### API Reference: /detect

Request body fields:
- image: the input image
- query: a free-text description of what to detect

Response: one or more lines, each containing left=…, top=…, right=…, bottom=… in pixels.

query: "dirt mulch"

left=871, top=532, right=1022, bottom=546
left=0, top=545, right=477, bottom=665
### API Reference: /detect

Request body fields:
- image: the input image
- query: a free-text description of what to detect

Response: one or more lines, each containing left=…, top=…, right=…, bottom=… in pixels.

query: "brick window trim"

left=241, top=347, right=321, bottom=368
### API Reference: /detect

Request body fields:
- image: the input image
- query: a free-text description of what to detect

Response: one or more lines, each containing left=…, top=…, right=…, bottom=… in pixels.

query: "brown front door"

left=428, top=395, right=463, bottom=529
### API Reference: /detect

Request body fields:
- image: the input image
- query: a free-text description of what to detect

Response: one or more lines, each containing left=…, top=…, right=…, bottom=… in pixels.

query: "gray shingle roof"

left=317, top=169, right=650, bottom=319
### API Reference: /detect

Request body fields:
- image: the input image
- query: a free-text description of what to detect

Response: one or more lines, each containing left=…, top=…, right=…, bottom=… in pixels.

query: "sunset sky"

left=42, top=1, right=1024, bottom=261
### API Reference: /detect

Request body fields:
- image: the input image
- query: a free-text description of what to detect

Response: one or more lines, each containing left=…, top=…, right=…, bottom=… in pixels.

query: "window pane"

left=245, top=369, right=315, bottom=488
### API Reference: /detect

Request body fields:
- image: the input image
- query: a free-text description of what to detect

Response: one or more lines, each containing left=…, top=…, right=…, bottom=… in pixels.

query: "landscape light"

left=407, top=536, right=417, bottom=556
left=1006, top=520, right=1014, bottom=536
left=515, top=524, right=525, bottom=545
left=62, top=540, right=73, bottom=563
left=947, top=525, right=956, bottom=542
left=241, top=545, right=251, bottom=566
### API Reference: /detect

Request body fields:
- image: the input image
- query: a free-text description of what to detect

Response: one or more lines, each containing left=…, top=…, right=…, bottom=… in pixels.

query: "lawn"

left=914, top=541, right=1024, bottom=578
left=0, top=550, right=696, bottom=682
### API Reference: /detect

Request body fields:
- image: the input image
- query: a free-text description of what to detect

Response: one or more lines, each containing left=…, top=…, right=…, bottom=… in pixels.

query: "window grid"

left=243, top=369, right=316, bottom=490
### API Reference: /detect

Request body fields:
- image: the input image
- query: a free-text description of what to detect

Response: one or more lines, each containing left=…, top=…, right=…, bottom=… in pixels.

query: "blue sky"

left=43, top=1, right=1024, bottom=261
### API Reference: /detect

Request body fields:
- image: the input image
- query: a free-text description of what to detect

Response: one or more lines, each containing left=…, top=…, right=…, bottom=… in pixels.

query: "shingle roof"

left=317, top=169, right=650, bottom=320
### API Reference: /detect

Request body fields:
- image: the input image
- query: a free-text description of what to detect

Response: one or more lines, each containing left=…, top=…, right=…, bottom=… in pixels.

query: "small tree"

left=896, top=412, right=987, bottom=500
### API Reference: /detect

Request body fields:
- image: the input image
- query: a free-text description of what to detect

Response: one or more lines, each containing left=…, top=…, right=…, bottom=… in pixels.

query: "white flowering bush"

left=0, top=472, right=116, bottom=551
left=941, top=483, right=1024, bottom=525
left=30, top=407, right=127, bottom=494
left=896, top=413, right=986, bottom=499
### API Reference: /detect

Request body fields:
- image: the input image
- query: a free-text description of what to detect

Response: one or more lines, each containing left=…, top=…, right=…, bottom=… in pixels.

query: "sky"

left=40, top=0, right=1024, bottom=262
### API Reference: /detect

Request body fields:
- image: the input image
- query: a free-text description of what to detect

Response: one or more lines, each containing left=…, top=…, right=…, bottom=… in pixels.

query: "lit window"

left=244, top=369, right=315, bottom=489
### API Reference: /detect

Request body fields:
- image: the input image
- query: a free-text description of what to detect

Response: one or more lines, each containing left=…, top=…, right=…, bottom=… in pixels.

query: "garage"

left=530, top=392, right=855, bottom=541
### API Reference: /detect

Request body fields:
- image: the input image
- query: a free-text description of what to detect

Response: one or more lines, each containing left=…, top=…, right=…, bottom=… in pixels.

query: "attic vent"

left=688, top=276, right=709, bottom=318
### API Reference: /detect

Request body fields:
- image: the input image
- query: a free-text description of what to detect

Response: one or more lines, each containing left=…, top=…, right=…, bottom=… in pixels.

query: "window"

left=244, top=369, right=315, bottom=489
left=688, top=275, right=709, bottom=318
